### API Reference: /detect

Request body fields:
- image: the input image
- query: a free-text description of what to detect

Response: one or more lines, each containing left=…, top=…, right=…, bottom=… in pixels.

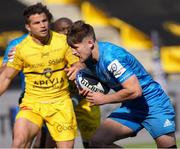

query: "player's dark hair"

left=67, top=20, right=96, bottom=48
left=54, top=17, right=73, bottom=26
left=52, top=17, right=73, bottom=33
left=23, top=3, right=53, bottom=24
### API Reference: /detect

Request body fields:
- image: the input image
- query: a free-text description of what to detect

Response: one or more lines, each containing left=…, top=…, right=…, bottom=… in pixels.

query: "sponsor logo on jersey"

left=107, top=59, right=126, bottom=78
left=55, top=122, right=75, bottom=133
left=43, top=68, right=52, bottom=78
left=25, top=62, right=45, bottom=68
left=33, top=77, right=64, bottom=89
left=48, top=58, right=64, bottom=66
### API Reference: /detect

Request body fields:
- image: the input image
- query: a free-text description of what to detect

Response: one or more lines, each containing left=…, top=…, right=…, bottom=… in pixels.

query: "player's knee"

left=156, top=133, right=176, bottom=148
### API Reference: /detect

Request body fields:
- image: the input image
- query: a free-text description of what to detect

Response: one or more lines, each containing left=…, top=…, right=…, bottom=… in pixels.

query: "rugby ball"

left=76, top=68, right=110, bottom=94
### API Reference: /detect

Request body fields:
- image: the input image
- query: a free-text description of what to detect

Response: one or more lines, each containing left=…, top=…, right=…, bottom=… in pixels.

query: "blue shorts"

left=108, top=100, right=176, bottom=139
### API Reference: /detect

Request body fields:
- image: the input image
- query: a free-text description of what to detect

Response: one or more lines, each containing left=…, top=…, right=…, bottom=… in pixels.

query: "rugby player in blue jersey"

left=67, top=20, right=177, bottom=148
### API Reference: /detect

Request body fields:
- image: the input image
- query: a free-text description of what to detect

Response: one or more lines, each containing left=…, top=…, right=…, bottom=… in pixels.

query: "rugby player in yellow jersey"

left=53, top=17, right=101, bottom=148
left=0, top=3, right=82, bottom=148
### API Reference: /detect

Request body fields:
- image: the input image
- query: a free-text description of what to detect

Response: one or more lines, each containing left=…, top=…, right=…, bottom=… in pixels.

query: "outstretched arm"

left=0, top=66, right=19, bottom=96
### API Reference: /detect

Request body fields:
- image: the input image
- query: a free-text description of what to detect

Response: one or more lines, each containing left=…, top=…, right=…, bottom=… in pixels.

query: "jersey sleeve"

left=3, top=34, right=27, bottom=64
left=3, top=40, right=16, bottom=64
left=106, top=52, right=134, bottom=84
left=65, top=46, right=79, bottom=66
left=7, top=45, right=23, bottom=71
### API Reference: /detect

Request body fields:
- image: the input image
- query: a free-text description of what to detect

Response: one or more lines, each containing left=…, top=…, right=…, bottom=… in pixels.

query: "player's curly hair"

left=23, top=3, right=53, bottom=24
left=67, top=20, right=96, bottom=48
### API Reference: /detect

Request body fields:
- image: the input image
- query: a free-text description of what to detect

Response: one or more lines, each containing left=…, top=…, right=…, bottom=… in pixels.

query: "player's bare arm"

left=86, top=75, right=142, bottom=105
left=0, top=66, right=19, bottom=95
left=0, top=46, right=16, bottom=76
left=0, top=63, right=6, bottom=74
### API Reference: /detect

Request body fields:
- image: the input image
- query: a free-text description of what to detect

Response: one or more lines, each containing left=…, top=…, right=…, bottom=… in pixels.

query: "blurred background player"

left=53, top=17, right=73, bottom=35
left=53, top=17, right=101, bottom=148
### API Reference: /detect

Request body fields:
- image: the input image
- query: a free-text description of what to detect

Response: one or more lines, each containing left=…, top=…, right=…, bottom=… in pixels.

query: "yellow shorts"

left=16, top=96, right=77, bottom=142
left=75, top=99, right=101, bottom=141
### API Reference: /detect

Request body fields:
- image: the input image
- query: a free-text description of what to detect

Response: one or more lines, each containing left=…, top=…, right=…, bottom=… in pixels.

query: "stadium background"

left=0, top=0, right=180, bottom=147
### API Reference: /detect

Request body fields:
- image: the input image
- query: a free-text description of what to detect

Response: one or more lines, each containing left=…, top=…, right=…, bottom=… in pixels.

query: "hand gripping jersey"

left=7, top=31, right=79, bottom=103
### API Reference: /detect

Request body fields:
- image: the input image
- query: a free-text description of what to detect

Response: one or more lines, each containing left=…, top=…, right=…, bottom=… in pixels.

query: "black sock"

left=83, top=141, right=89, bottom=148
left=168, top=144, right=177, bottom=149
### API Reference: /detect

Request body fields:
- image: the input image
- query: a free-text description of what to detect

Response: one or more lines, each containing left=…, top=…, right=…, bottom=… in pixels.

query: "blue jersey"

left=3, top=34, right=27, bottom=90
left=86, top=42, right=175, bottom=138
left=91, top=42, right=170, bottom=111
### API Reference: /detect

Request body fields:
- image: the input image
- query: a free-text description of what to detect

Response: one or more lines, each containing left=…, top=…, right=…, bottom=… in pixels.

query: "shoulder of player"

left=15, top=35, right=30, bottom=50
left=99, top=42, right=129, bottom=67
left=51, top=31, right=67, bottom=41
left=51, top=31, right=70, bottom=49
